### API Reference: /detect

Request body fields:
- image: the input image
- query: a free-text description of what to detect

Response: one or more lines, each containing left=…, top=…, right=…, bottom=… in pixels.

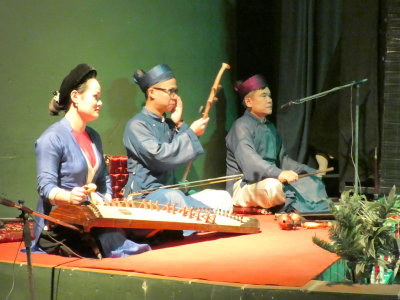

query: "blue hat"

left=133, top=64, right=175, bottom=93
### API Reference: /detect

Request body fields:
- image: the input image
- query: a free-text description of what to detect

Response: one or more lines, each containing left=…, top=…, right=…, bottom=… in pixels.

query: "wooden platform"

left=0, top=215, right=399, bottom=299
left=0, top=261, right=399, bottom=300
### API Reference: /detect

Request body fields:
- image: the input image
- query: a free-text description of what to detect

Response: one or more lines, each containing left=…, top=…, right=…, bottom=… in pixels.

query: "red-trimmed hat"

left=234, top=74, right=267, bottom=98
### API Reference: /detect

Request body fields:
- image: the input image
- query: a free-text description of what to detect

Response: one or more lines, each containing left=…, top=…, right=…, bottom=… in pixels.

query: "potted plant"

left=313, top=186, right=400, bottom=283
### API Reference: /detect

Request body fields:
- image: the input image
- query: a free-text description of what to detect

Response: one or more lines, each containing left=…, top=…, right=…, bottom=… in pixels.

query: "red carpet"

left=0, top=215, right=338, bottom=287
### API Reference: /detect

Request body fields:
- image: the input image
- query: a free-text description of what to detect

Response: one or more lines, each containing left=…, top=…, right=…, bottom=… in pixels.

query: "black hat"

left=57, top=63, right=97, bottom=108
left=133, top=64, right=174, bottom=93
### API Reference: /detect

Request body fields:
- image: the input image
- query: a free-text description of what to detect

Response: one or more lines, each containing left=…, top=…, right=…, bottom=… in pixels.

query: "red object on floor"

left=0, top=220, right=34, bottom=243
left=0, top=215, right=338, bottom=287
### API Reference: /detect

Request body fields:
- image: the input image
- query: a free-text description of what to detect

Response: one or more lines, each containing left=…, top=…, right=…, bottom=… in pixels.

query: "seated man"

left=225, top=74, right=328, bottom=213
left=123, top=64, right=232, bottom=212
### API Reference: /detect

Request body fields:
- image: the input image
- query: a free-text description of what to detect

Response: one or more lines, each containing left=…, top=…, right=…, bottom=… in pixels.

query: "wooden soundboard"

left=49, top=199, right=260, bottom=234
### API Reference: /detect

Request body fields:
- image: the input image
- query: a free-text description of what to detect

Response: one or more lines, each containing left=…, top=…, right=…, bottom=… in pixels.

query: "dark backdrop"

left=237, top=0, right=381, bottom=193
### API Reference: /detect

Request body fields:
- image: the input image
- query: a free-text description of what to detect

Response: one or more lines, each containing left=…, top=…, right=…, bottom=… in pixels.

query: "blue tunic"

left=226, top=110, right=328, bottom=212
left=34, top=118, right=150, bottom=257
left=123, top=107, right=208, bottom=208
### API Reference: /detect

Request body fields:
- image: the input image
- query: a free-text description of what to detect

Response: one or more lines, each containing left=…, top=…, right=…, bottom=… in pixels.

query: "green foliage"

left=313, top=186, right=400, bottom=283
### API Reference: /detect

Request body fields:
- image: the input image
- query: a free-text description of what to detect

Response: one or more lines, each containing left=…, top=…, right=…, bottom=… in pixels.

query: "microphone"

left=0, top=197, right=34, bottom=214
left=280, top=101, right=295, bottom=109
left=0, top=197, right=15, bottom=207
left=280, top=78, right=368, bottom=110
left=353, top=78, right=368, bottom=85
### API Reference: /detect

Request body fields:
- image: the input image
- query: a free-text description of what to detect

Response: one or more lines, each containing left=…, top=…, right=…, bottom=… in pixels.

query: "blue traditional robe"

left=34, top=118, right=150, bottom=256
left=226, top=110, right=328, bottom=212
left=123, top=107, right=216, bottom=208
left=123, top=108, right=203, bottom=190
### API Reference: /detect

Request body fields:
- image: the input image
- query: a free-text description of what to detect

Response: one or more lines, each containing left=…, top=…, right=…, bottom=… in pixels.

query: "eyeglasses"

left=152, top=87, right=179, bottom=97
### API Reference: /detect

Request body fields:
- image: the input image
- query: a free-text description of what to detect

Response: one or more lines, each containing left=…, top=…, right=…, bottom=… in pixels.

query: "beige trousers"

left=232, top=178, right=286, bottom=208
left=190, top=189, right=233, bottom=213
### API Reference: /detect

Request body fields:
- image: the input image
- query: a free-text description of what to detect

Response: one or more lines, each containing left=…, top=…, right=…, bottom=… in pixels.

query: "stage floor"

left=0, top=215, right=399, bottom=299
left=0, top=215, right=339, bottom=286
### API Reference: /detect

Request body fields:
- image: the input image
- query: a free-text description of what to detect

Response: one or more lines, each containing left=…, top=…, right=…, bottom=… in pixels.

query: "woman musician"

left=33, top=64, right=151, bottom=258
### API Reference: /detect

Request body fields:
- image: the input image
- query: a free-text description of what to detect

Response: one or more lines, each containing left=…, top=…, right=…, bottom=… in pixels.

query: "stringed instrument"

left=201, top=62, right=231, bottom=119
left=181, top=62, right=231, bottom=182
left=49, top=199, right=260, bottom=234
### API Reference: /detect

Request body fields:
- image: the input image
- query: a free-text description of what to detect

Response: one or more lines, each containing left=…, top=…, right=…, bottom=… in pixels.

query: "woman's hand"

left=69, top=187, right=88, bottom=204
left=89, top=192, right=105, bottom=205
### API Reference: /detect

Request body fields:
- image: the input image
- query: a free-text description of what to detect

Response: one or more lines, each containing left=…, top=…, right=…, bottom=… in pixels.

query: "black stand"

left=0, top=197, right=100, bottom=262
left=0, top=198, right=64, bottom=300
left=280, top=78, right=368, bottom=194
left=18, top=200, right=35, bottom=300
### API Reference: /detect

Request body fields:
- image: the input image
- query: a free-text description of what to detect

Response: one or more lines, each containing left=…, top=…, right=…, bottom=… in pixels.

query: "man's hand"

left=278, top=170, right=298, bottom=184
left=171, top=96, right=183, bottom=124
left=190, top=117, right=209, bottom=137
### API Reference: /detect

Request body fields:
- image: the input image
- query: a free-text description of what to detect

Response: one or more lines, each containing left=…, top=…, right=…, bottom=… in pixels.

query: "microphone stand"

left=280, top=78, right=368, bottom=194
left=18, top=200, right=35, bottom=300
left=0, top=197, right=80, bottom=300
